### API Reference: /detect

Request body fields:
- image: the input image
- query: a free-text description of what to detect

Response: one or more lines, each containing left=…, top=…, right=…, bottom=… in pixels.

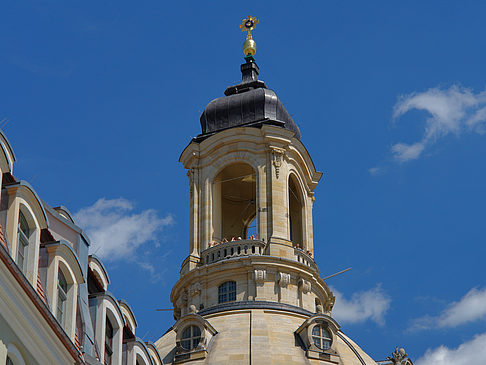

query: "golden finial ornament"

left=240, top=15, right=259, bottom=57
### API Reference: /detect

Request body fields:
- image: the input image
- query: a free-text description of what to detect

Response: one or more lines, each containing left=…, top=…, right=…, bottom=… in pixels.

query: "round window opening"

left=181, top=325, right=201, bottom=351
left=312, top=324, right=332, bottom=350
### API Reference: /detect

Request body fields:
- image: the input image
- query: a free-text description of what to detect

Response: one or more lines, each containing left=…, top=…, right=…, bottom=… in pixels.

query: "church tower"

left=156, top=17, right=396, bottom=365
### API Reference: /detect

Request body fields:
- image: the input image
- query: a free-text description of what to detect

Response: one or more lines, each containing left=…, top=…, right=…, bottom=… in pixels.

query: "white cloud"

left=411, top=287, right=486, bottom=330
left=331, top=285, right=391, bottom=326
left=391, top=85, right=486, bottom=162
left=74, top=198, right=173, bottom=261
left=368, top=167, right=382, bottom=176
left=415, top=332, right=486, bottom=365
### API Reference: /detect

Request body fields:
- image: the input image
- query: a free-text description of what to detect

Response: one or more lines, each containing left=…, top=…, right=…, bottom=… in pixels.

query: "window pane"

left=19, top=211, right=30, bottom=236
left=58, top=270, right=68, bottom=292
left=192, top=326, right=201, bottom=337
left=182, top=327, right=192, bottom=339
left=218, top=281, right=236, bottom=303
left=181, top=339, right=191, bottom=350
left=312, top=326, right=320, bottom=336
left=322, top=340, right=331, bottom=350
left=313, top=336, right=321, bottom=348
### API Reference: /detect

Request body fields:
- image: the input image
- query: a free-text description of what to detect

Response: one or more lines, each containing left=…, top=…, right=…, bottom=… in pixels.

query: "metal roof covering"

left=197, top=57, right=301, bottom=141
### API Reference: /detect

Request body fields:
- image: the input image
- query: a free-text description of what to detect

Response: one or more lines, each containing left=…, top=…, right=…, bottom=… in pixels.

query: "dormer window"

left=57, top=269, right=68, bottom=328
left=181, top=325, right=201, bottom=351
left=296, top=314, right=340, bottom=361
left=312, top=324, right=332, bottom=350
left=173, top=313, right=217, bottom=363
left=16, top=211, right=30, bottom=272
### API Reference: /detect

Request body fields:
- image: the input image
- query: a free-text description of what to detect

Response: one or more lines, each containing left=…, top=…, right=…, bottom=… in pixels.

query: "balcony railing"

left=203, top=239, right=266, bottom=265
left=293, top=248, right=318, bottom=271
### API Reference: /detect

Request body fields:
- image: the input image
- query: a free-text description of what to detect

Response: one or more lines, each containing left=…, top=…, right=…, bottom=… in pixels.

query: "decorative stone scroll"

left=277, top=272, right=291, bottom=287
left=253, top=269, right=267, bottom=283
left=298, top=278, right=311, bottom=294
left=271, top=147, right=285, bottom=179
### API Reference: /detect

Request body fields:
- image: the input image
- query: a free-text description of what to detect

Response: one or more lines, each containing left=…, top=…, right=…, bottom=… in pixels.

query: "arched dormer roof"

left=4, top=180, right=49, bottom=229
left=88, top=255, right=110, bottom=291
left=0, top=129, right=16, bottom=173
left=53, top=206, right=76, bottom=224
left=90, top=291, right=126, bottom=328
left=133, top=338, right=154, bottom=365
left=43, top=240, right=85, bottom=284
left=145, top=342, right=163, bottom=365
left=118, top=299, right=138, bottom=334
left=295, top=314, right=340, bottom=335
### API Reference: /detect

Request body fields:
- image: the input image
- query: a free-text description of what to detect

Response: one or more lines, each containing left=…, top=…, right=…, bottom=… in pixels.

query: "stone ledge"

left=198, top=300, right=313, bottom=317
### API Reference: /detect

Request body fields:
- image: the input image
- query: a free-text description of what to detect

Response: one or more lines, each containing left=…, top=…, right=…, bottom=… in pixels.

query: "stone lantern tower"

left=155, top=17, right=397, bottom=365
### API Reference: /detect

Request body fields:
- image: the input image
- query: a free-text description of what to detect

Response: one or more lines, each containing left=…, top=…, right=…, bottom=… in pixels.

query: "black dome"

left=197, top=58, right=301, bottom=141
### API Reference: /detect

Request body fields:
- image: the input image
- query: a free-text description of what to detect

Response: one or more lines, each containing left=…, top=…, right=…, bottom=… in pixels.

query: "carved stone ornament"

left=278, top=272, right=291, bottom=287
left=189, top=282, right=201, bottom=297
left=324, top=295, right=335, bottom=312
left=298, top=278, right=311, bottom=294
left=181, top=291, right=189, bottom=305
left=271, top=147, right=285, bottom=179
left=253, top=269, right=267, bottom=283
left=387, top=347, right=408, bottom=364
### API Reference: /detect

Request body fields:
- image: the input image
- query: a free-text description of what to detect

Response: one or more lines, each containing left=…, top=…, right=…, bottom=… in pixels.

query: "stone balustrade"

left=203, top=239, right=266, bottom=265
left=294, top=248, right=318, bottom=271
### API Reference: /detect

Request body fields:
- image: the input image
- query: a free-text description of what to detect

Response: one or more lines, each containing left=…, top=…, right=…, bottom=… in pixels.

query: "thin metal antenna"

left=155, top=308, right=173, bottom=311
left=0, top=118, right=9, bottom=129
left=322, top=267, right=352, bottom=281
left=141, top=330, right=150, bottom=341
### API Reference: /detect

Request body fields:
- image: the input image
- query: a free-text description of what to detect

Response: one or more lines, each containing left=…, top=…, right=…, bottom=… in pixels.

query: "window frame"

left=311, top=324, right=332, bottom=350
left=57, top=268, right=68, bottom=328
left=16, top=210, right=30, bottom=273
left=104, top=317, right=114, bottom=365
left=181, top=325, right=202, bottom=351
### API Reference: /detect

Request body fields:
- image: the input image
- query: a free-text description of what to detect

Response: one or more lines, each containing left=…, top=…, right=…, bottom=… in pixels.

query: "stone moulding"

left=197, top=300, right=314, bottom=317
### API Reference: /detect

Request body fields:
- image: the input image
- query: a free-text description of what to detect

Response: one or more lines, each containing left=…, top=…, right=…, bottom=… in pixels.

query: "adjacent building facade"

left=0, top=131, right=162, bottom=364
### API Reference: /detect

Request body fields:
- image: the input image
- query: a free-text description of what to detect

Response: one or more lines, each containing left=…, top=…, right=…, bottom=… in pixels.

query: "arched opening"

left=213, top=163, right=256, bottom=242
left=288, top=174, right=304, bottom=247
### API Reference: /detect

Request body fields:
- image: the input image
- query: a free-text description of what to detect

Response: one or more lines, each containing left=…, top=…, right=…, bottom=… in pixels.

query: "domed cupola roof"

left=197, top=57, right=301, bottom=140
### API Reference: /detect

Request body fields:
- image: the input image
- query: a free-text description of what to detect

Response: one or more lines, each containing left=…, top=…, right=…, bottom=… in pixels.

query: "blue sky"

left=1, top=1, right=486, bottom=363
